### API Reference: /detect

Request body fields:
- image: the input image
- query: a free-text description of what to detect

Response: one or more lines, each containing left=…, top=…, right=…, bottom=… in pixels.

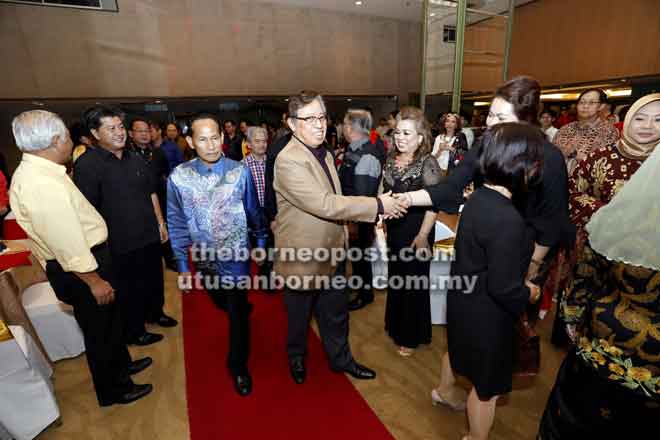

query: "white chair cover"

left=22, top=282, right=85, bottom=361
left=0, top=326, right=60, bottom=440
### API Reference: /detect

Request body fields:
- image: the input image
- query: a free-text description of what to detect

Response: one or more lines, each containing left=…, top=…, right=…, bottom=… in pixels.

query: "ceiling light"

left=430, top=12, right=436, bottom=17
left=605, top=88, right=632, bottom=97
left=473, top=101, right=490, bottom=107
left=540, top=93, right=580, bottom=101
left=355, top=1, right=362, bottom=5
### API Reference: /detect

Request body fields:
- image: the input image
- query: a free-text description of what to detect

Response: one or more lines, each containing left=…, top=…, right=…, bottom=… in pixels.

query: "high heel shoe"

left=431, top=388, right=466, bottom=411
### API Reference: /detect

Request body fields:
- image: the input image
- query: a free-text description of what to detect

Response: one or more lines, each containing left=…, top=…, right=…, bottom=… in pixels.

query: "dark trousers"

left=114, top=242, right=164, bottom=340
left=284, top=265, right=354, bottom=370
left=199, top=266, right=250, bottom=376
left=162, top=239, right=177, bottom=268
left=350, top=222, right=375, bottom=302
left=45, top=244, right=132, bottom=405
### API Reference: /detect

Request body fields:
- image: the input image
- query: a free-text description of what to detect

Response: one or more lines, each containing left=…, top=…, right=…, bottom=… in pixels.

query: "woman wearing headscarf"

left=538, top=134, right=660, bottom=438
left=569, top=94, right=660, bottom=227
left=544, top=94, right=660, bottom=345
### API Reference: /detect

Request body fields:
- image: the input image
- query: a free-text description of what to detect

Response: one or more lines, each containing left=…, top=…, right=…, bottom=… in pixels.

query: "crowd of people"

left=4, top=75, right=659, bottom=439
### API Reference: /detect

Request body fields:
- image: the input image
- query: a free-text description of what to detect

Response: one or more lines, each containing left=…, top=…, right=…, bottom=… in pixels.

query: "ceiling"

left=257, top=0, right=536, bottom=23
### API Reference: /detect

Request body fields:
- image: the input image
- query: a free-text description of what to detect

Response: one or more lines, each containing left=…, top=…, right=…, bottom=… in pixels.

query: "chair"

left=21, top=282, right=85, bottom=361
left=0, top=324, right=60, bottom=440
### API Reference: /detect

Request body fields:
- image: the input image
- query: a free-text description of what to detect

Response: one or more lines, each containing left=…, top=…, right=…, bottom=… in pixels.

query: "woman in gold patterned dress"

left=538, top=111, right=660, bottom=437
left=545, top=94, right=660, bottom=346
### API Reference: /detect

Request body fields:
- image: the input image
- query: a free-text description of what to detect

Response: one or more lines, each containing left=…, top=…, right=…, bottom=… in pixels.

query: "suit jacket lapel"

left=326, top=153, right=342, bottom=196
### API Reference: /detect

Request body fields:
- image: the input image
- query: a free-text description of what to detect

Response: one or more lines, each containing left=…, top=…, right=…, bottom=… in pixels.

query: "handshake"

left=378, top=191, right=413, bottom=219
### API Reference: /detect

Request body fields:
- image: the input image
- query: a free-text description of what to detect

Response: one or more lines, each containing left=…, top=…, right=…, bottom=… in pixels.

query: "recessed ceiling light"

left=355, top=1, right=362, bottom=5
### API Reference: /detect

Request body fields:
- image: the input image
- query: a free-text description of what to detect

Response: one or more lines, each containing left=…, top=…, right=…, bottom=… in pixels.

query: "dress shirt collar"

left=21, top=153, right=67, bottom=176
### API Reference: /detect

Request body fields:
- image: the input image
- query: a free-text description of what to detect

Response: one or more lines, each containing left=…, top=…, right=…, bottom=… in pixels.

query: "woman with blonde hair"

left=383, top=106, right=443, bottom=356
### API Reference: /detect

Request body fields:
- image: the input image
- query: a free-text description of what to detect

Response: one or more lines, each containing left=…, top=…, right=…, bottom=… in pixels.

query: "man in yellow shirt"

left=9, top=110, right=153, bottom=407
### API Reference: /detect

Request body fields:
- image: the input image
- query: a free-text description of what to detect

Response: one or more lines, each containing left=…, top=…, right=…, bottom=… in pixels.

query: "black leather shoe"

left=233, top=374, right=252, bottom=396
left=289, top=358, right=306, bottom=384
left=347, top=297, right=374, bottom=311
left=128, top=357, right=152, bottom=375
left=129, top=332, right=164, bottom=346
left=100, top=383, right=153, bottom=407
left=340, top=362, right=376, bottom=380
left=149, top=314, right=178, bottom=328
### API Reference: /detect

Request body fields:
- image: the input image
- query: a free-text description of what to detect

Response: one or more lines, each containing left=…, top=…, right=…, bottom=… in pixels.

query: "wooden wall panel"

left=463, top=16, right=506, bottom=92
left=460, top=0, right=659, bottom=93
left=0, top=0, right=421, bottom=100
left=509, top=0, right=660, bottom=85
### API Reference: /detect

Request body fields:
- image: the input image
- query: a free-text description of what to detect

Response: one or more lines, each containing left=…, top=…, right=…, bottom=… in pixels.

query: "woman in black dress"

left=429, top=124, right=543, bottom=440
left=383, top=106, right=443, bottom=356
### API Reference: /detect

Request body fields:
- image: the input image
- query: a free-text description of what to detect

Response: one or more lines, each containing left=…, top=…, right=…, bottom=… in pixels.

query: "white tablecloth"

left=0, top=326, right=59, bottom=440
left=430, top=248, right=452, bottom=325
left=371, top=230, right=452, bottom=325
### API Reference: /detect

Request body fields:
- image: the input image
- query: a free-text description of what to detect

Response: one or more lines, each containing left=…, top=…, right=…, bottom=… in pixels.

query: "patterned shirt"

left=244, top=154, right=266, bottom=207
left=554, top=118, right=619, bottom=174
left=167, top=157, right=267, bottom=277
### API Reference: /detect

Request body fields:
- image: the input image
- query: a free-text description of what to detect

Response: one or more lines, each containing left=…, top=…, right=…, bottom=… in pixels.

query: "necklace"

left=484, top=183, right=512, bottom=199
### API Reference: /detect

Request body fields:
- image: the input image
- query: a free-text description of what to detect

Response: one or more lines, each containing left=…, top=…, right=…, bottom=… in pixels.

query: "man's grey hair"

left=12, top=110, right=68, bottom=153
left=247, top=126, right=268, bottom=144
left=344, top=108, right=373, bottom=137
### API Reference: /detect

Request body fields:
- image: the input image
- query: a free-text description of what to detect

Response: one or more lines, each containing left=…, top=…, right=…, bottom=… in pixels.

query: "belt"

left=91, top=241, right=108, bottom=253
left=46, top=241, right=107, bottom=264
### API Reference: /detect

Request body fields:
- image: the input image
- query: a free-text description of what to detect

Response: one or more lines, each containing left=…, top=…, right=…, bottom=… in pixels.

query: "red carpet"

left=182, top=283, right=395, bottom=439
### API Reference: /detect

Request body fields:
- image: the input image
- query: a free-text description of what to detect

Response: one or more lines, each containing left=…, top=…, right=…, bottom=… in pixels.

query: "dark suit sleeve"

left=426, top=143, right=480, bottom=213
left=264, top=133, right=291, bottom=222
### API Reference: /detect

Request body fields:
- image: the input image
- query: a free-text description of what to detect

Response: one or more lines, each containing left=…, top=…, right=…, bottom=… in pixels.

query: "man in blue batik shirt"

left=167, top=113, right=267, bottom=397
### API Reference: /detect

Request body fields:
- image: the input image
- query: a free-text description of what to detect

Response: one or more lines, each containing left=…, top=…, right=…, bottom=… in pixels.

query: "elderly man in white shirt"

left=9, top=110, right=153, bottom=407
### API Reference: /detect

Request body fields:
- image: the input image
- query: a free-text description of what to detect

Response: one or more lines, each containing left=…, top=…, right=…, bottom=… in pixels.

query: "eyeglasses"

left=292, top=114, right=327, bottom=125
left=578, top=101, right=601, bottom=106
